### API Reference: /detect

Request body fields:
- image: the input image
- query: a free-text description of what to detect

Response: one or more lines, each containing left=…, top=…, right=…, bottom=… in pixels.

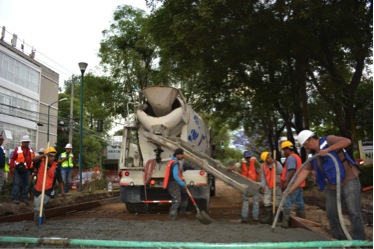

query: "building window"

left=0, top=51, right=40, bottom=93
left=0, top=86, right=39, bottom=123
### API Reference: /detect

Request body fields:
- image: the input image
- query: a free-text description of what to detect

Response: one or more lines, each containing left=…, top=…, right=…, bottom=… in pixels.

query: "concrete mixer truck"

left=118, top=86, right=261, bottom=213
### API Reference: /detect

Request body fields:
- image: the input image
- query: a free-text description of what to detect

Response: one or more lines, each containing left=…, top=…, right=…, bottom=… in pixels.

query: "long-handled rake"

left=38, top=142, right=50, bottom=227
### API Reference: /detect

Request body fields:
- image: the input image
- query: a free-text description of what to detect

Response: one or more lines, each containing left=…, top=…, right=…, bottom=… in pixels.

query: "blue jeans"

left=326, top=177, right=366, bottom=240
left=61, top=168, right=72, bottom=193
left=284, top=187, right=304, bottom=210
left=11, top=170, right=30, bottom=201
left=241, top=191, right=260, bottom=220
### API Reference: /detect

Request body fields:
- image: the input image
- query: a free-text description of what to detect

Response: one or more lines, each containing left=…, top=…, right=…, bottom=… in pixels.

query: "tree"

left=148, top=0, right=373, bottom=150
left=56, top=75, right=111, bottom=169
left=99, top=4, right=162, bottom=120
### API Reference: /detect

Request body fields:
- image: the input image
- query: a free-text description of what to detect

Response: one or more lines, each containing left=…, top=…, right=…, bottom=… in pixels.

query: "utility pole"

left=68, top=81, right=74, bottom=145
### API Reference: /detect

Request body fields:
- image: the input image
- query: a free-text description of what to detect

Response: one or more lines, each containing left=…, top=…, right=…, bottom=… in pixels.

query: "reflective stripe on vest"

left=15, top=146, right=35, bottom=169
left=281, top=153, right=305, bottom=188
left=61, top=152, right=74, bottom=168
left=163, top=160, right=183, bottom=189
left=241, top=159, right=257, bottom=181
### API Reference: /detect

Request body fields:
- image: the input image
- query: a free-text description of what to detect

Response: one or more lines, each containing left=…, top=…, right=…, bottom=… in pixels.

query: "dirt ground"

left=0, top=180, right=372, bottom=248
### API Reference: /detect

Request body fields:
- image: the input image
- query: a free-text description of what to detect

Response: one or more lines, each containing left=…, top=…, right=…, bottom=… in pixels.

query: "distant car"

left=71, top=171, right=98, bottom=189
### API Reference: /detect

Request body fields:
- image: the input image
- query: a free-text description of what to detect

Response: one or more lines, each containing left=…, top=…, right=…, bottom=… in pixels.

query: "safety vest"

left=281, top=153, right=305, bottom=188
left=163, top=160, right=183, bottom=189
left=241, top=159, right=257, bottom=181
left=35, top=158, right=57, bottom=192
left=15, top=146, right=35, bottom=169
left=311, top=136, right=356, bottom=191
left=61, top=152, right=74, bottom=168
left=262, top=164, right=276, bottom=189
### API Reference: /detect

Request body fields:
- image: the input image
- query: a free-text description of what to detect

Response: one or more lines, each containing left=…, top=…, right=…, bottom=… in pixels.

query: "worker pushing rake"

left=32, top=144, right=65, bottom=227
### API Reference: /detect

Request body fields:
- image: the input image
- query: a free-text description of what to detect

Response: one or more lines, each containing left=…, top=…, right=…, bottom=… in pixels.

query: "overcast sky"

left=0, top=0, right=149, bottom=87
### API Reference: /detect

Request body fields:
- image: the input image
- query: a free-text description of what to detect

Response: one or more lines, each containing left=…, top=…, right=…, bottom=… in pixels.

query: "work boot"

left=260, top=206, right=272, bottom=224
left=179, top=210, right=192, bottom=216
left=281, top=209, right=290, bottom=228
left=169, top=211, right=177, bottom=221
left=296, top=207, right=306, bottom=219
left=179, top=200, right=191, bottom=216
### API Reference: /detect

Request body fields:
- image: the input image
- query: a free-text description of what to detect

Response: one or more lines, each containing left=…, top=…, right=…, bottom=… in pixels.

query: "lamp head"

left=78, top=62, right=88, bottom=75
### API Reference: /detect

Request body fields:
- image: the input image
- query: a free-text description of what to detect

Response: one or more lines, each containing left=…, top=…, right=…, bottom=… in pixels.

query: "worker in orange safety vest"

left=164, top=148, right=189, bottom=221
left=10, top=135, right=35, bottom=205
left=280, top=140, right=306, bottom=228
left=32, top=147, right=65, bottom=224
left=259, top=151, right=283, bottom=224
left=227, top=151, right=261, bottom=223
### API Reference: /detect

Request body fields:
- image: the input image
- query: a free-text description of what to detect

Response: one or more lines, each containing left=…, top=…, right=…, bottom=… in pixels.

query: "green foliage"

left=148, top=0, right=373, bottom=148
left=56, top=1, right=372, bottom=169
left=82, top=136, right=104, bottom=168
left=57, top=76, right=110, bottom=169
left=99, top=5, right=159, bottom=92
left=217, top=148, right=242, bottom=166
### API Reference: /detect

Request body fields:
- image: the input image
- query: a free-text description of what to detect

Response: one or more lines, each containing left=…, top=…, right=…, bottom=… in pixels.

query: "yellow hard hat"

left=45, top=147, right=57, bottom=154
left=260, top=151, right=270, bottom=162
left=281, top=140, right=294, bottom=150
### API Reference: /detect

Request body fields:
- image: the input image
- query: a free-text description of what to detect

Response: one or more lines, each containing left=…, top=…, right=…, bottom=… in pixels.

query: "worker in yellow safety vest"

left=58, top=143, right=75, bottom=194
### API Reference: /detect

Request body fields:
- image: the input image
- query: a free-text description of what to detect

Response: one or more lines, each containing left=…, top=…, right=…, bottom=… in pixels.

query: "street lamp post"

left=78, top=62, right=88, bottom=192
left=47, top=98, right=68, bottom=142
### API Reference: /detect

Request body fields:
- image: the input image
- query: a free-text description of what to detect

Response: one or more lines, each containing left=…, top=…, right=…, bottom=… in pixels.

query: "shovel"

left=185, top=187, right=212, bottom=225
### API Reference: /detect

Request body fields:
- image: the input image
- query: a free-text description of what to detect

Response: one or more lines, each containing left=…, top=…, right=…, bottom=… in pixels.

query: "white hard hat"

left=21, top=135, right=31, bottom=142
left=298, top=130, right=315, bottom=146
left=38, top=148, right=45, bottom=154
left=65, top=143, right=73, bottom=149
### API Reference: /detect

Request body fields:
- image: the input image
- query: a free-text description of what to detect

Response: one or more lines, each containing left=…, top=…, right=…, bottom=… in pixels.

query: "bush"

left=359, top=164, right=373, bottom=188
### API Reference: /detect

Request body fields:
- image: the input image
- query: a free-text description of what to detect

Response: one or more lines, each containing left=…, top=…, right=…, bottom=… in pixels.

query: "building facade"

left=0, top=30, right=59, bottom=157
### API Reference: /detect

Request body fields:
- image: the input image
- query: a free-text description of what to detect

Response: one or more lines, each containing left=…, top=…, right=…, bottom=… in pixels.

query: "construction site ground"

left=0, top=179, right=372, bottom=247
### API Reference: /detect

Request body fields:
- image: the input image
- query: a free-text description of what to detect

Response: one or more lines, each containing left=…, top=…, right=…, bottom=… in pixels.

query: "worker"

left=280, top=140, right=306, bottom=228
left=287, top=130, right=365, bottom=240
left=10, top=135, right=35, bottom=205
left=58, top=143, right=75, bottom=194
left=33, top=147, right=65, bottom=224
left=227, top=151, right=261, bottom=223
left=259, top=151, right=283, bottom=224
left=164, top=148, right=188, bottom=221
left=29, top=148, right=45, bottom=196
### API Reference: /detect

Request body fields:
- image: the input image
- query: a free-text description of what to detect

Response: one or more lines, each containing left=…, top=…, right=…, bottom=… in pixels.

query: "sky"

left=0, top=0, right=149, bottom=88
